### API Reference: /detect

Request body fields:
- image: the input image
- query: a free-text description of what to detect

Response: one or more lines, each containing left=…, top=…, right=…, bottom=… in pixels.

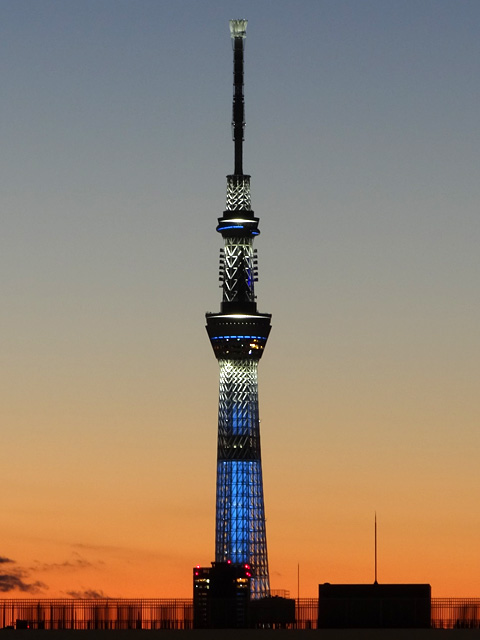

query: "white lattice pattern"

left=215, top=360, right=270, bottom=599
left=226, top=175, right=251, bottom=211
left=219, top=239, right=256, bottom=303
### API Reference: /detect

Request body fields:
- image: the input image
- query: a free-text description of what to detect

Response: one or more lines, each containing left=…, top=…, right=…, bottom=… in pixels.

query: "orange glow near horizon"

left=2, top=271, right=479, bottom=600
left=2, top=422, right=480, bottom=601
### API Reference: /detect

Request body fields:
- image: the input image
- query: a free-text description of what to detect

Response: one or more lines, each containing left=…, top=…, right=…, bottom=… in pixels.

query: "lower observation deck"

left=206, top=313, right=271, bottom=360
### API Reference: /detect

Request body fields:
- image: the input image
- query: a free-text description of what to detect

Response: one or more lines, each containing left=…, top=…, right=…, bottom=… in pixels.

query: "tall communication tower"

left=206, top=20, right=271, bottom=599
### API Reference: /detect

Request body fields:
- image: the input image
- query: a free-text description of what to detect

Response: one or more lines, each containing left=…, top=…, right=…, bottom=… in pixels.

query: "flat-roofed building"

left=318, top=583, right=431, bottom=628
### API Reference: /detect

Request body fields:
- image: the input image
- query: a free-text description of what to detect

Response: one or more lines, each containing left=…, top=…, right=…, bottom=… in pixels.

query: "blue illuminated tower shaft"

left=206, top=20, right=271, bottom=599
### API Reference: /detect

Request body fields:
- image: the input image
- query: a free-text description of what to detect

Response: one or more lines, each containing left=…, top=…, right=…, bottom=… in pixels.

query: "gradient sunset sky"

left=1, top=0, right=480, bottom=599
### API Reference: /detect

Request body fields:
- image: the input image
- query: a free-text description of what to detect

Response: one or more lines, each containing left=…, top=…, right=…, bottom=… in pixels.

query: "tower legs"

left=215, top=359, right=270, bottom=599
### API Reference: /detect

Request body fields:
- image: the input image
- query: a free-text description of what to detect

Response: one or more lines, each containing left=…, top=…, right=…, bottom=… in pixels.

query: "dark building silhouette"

left=205, top=19, right=271, bottom=599
left=318, top=583, right=431, bottom=629
left=249, top=596, right=296, bottom=629
left=193, top=562, right=295, bottom=630
left=193, top=562, right=251, bottom=629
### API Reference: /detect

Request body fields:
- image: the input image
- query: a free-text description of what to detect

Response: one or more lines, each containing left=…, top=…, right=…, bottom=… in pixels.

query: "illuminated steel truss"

left=205, top=20, right=271, bottom=599
left=215, top=360, right=269, bottom=597
left=225, top=175, right=252, bottom=211
left=219, top=239, right=257, bottom=304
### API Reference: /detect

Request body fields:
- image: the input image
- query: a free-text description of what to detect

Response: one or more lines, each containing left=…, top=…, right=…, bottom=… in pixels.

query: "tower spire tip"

left=229, top=19, right=247, bottom=38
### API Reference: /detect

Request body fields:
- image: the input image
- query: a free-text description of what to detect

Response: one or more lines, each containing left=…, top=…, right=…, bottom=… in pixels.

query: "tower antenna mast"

left=230, top=19, right=247, bottom=175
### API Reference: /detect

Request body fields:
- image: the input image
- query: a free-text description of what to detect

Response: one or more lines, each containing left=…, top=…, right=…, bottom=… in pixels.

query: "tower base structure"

left=193, top=562, right=251, bottom=629
left=192, top=562, right=295, bottom=630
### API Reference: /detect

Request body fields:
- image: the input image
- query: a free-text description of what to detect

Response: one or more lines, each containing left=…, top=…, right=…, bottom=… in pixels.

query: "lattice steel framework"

left=205, top=20, right=271, bottom=599
left=215, top=360, right=269, bottom=596
left=219, top=240, right=257, bottom=304
left=225, top=175, right=252, bottom=211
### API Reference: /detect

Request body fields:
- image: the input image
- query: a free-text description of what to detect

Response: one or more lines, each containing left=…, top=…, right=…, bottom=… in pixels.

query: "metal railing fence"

left=431, top=598, right=480, bottom=629
left=1, top=597, right=480, bottom=629
left=0, top=599, right=193, bottom=630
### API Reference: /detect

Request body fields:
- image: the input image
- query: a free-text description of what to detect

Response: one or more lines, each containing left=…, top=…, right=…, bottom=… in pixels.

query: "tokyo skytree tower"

left=206, top=20, right=272, bottom=599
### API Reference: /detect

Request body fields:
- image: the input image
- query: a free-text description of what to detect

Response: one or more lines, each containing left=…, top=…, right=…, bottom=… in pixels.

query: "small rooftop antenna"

left=297, top=562, right=300, bottom=601
left=374, top=512, right=378, bottom=584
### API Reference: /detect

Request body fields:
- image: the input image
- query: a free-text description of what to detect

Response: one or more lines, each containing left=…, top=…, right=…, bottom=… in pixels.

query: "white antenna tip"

left=230, top=20, right=247, bottom=39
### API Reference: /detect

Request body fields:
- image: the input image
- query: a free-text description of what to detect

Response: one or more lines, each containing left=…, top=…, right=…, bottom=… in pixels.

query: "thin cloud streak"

left=0, top=553, right=48, bottom=594
left=0, top=573, right=47, bottom=594
left=32, top=557, right=95, bottom=572
left=65, top=589, right=108, bottom=600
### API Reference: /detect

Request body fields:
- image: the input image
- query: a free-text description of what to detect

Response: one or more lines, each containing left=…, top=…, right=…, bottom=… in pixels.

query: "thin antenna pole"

left=297, top=562, right=300, bottom=601
left=374, top=512, right=378, bottom=584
